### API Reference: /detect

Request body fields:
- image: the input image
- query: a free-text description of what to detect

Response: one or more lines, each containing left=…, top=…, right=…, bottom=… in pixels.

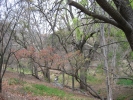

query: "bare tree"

left=0, top=0, right=23, bottom=92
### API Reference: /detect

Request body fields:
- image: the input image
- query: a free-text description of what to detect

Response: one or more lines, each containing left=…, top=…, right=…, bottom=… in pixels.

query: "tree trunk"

left=45, top=67, right=50, bottom=82
left=0, top=59, right=2, bottom=92
left=0, top=64, right=2, bottom=93
left=123, top=30, right=133, bottom=51
left=31, top=65, right=34, bottom=76
left=30, top=59, right=34, bottom=76
left=80, top=67, right=87, bottom=90
left=34, top=65, right=38, bottom=78
left=72, top=76, right=74, bottom=91
left=79, top=52, right=90, bottom=90
left=68, top=0, right=133, bottom=51
left=0, top=78, right=2, bottom=93
left=30, top=61, right=39, bottom=79
left=62, top=72, right=65, bottom=86
left=100, top=23, right=113, bottom=100
left=96, top=0, right=133, bottom=51
left=44, top=62, right=50, bottom=82
left=111, top=42, right=117, bottom=84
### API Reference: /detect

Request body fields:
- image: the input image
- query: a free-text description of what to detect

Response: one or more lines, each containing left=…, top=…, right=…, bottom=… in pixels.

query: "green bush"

left=117, top=79, right=133, bottom=86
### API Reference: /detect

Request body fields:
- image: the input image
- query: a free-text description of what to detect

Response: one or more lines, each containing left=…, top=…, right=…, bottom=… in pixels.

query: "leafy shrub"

left=117, top=79, right=133, bottom=86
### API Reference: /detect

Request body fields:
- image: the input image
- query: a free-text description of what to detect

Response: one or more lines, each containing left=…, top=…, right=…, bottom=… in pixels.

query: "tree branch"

left=96, top=0, right=132, bottom=32
left=67, top=0, right=121, bottom=29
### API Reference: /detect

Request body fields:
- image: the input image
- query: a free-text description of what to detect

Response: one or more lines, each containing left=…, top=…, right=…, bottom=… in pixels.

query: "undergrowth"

left=116, top=95, right=127, bottom=100
left=117, top=79, right=133, bottom=86
left=24, top=83, right=72, bottom=99
left=8, top=78, right=26, bottom=85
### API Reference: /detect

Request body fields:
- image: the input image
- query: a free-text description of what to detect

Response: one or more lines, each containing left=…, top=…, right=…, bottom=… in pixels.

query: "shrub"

left=117, top=79, right=133, bottom=86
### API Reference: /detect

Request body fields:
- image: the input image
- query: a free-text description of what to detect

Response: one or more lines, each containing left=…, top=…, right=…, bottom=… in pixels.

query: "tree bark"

left=62, top=72, right=65, bottom=86
left=80, top=67, right=87, bottom=90
left=34, top=65, right=39, bottom=79
left=44, top=62, right=50, bottom=82
left=0, top=65, right=2, bottom=92
left=72, top=76, right=74, bottom=91
left=96, top=0, right=133, bottom=50
left=0, top=55, right=3, bottom=92
left=0, top=78, right=2, bottom=92
left=68, top=0, right=133, bottom=51
left=100, top=23, right=113, bottom=100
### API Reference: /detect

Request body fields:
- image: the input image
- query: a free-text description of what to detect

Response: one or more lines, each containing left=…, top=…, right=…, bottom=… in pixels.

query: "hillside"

left=1, top=71, right=95, bottom=100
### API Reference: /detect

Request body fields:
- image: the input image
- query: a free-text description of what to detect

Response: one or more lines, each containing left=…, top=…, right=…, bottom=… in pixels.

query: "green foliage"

left=8, top=78, right=20, bottom=85
left=24, top=84, right=72, bottom=98
left=115, top=30, right=129, bottom=51
left=116, top=52, right=121, bottom=60
left=128, top=51, right=133, bottom=60
left=130, top=0, right=133, bottom=8
left=108, top=52, right=113, bottom=58
left=97, top=89, right=101, bottom=94
left=23, top=67, right=31, bottom=74
left=87, top=75, right=97, bottom=83
left=7, top=67, right=15, bottom=72
left=121, top=42, right=129, bottom=51
left=73, top=17, right=78, bottom=25
left=76, top=28, right=83, bottom=41
left=8, top=78, right=26, bottom=85
left=117, top=79, right=133, bottom=86
left=117, top=95, right=127, bottom=100
left=130, top=51, right=133, bottom=57
left=79, top=0, right=87, bottom=6
left=7, top=67, right=31, bottom=74
left=96, top=64, right=103, bottom=74
left=115, top=30, right=125, bottom=38
left=87, top=75, right=103, bottom=84
left=23, top=82, right=90, bottom=100
left=72, top=18, right=83, bottom=41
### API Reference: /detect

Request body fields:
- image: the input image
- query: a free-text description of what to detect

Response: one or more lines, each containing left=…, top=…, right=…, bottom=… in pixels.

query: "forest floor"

left=1, top=71, right=96, bottom=100
left=1, top=71, right=133, bottom=100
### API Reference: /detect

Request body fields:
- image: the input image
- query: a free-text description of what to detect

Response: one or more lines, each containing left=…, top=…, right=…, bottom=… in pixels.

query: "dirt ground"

left=1, top=71, right=133, bottom=100
left=1, top=71, right=95, bottom=100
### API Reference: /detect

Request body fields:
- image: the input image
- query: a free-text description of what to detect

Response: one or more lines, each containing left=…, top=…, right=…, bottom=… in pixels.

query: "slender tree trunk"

left=111, top=43, right=117, bottom=85
left=44, top=62, right=50, bottom=82
left=100, top=23, right=113, bottom=100
left=46, top=67, right=50, bottom=82
left=31, top=62, right=39, bottom=79
left=31, top=65, right=34, bottom=76
left=0, top=67, right=2, bottom=92
left=80, top=67, right=87, bottom=90
left=30, top=59, right=34, bottom=76
left=34, top=65, right=38, bottom=78
left=72, top=76, right=74, bottom=91
left=0, top=78, right=2, bottom=93
left=62, top=72, right=65, bottom=86
left=79, top=49, right=91, bottom=90
left=0, top=56, right=3, bottom=93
